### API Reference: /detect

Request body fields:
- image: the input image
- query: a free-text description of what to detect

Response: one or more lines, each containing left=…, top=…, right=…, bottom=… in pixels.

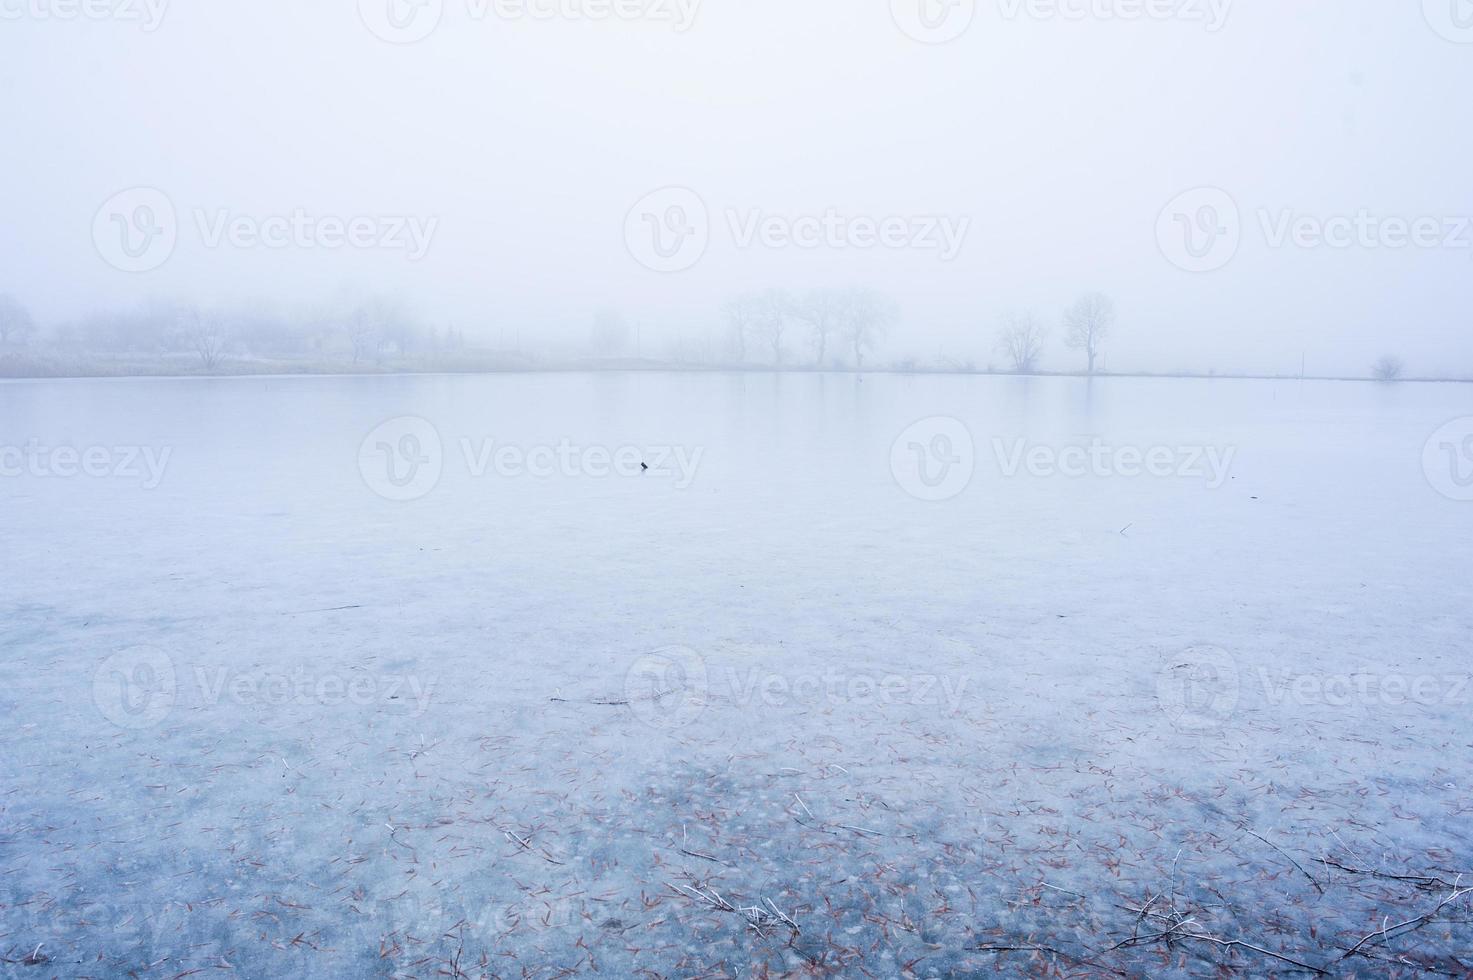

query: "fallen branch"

left=975, top=942, right=1126, bottom=976
left=549, top=688, right=679, bottom=707
left=1319, top=857, right=1458, bottom=893
left=667, top=882, right=800, bottom=936
left=1341, top=883, right=1472, bottom=961
left=502, top=829, right=565, bottom=865
left=1241, top=829, right=1324, bottom=894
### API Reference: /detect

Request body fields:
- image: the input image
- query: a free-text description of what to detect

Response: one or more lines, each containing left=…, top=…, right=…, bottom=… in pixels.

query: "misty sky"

left=2, top=0, right=1471, bottom=374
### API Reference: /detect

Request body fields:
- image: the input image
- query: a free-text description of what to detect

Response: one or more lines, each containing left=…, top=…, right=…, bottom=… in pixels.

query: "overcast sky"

left=2, top=0, right=1471, bottom=374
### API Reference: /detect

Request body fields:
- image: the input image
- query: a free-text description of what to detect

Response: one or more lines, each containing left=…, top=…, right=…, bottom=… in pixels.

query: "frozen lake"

left=2, top=372, right=1471, bottom=976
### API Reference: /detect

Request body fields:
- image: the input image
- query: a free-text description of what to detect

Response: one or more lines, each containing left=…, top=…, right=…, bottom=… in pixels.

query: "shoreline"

left=1, top=357, right=1469, bottom=386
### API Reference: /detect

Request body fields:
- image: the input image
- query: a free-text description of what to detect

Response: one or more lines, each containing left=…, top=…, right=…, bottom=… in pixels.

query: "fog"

left=3, top=0, right=1473, bottom=376
left=7, top=7, right=1473, bottom=974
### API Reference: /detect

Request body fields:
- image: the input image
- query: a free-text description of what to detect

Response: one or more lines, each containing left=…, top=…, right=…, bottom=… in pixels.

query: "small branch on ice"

left=2, top=944, right=51, bottom=967
left=1240, top=828, right=1324, bottom=894
left=549, top=688, right=679, bottom=706
left=975, top=942, right=1125, bottom=975
left=1340, top=882, right=1471, bottom=961
left=1111, top=900, right=1329, bottom=976
left=502, top=828, right=565, bottom=865
left=385, top=822, right=416, bottom=858
left=1318, top=857, right=1459, bottom=892
left=668, top=882, right=800, bottom=936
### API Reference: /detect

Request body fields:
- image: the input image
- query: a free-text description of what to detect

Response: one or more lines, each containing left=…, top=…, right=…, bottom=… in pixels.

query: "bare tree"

left=0, top=293, right=35, bottom=346
left=345, top=298, right=415, bottom=364
left=795, top=288, right=844, bottom=367
left=179, top=309, right=226, bottom=370
left=997, top=313, right=1048, bottom=374
left=591, top=309, right=631, bottom=357
left=1372, top=354, right=1404, bottom=382
left=720, top=293, right=762, bottom=364
left=754, top=288, right=791, bottom=366
left=346, top=310, right=378, bottom=364
left=234, top=312, right=307, bottom=357
left=1063, top=292, right=1115, bottom=375
left=840, top=287, right=898, bottom=370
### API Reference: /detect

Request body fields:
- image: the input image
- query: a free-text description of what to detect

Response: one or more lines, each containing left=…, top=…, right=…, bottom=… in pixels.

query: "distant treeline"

left=0, top=290, right=1428, bottom=382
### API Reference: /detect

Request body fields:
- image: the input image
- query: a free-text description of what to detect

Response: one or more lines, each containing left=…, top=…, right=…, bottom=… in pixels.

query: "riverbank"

left=2, top=350, right=1469, bottom=384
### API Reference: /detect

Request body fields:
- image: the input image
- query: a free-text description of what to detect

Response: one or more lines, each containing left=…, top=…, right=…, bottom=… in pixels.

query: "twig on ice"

left=1319, top=857, right=1458, bottom=892
left=1341, top=882, right=1472, bottom=961
left=1241, top=829, right=1324, bottom=894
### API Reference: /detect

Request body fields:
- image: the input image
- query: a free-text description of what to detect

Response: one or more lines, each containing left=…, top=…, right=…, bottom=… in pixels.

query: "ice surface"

left=1, top=373, right=1470, bottom=976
